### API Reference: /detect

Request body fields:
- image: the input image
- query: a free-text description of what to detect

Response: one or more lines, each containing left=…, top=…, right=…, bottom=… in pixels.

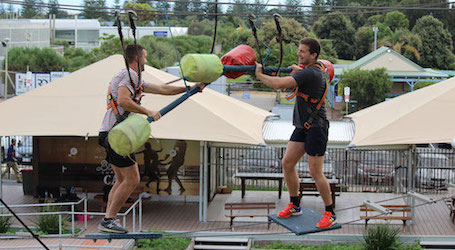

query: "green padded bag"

left=180, top=54, right=223, bottom=83
left=108, top=114, right=151, bottom=156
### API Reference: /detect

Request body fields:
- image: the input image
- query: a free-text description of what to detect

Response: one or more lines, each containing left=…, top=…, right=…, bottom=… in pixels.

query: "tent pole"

left=199, top=141, right=203, bottom=221
left=203, top=141, right=208, bottom=222
left=407, top=144, right=416, bottom=225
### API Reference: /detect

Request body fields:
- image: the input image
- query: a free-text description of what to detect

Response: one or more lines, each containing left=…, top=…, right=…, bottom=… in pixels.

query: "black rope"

left=0, top=198, right=50, bottom=250
left=115, top=11, right=136, bottom=92
left=210, top=0, right=218, bottom=54
left=248, top=14, right=264, bottom=74
left=273, top=13, right=283, bottom=76
left=128, top=10, right=143, bottom=104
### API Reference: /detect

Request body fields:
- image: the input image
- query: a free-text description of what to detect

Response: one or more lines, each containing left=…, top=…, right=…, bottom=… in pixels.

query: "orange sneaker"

left=316, top=211, right=337, bottom=229
left=277, top=202, right=302, bottom=219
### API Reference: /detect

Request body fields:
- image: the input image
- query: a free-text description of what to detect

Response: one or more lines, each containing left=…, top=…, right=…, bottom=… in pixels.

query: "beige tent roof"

left=346, top=77, right=455, bottom=147
left=0, top=55, right=276, bottom=145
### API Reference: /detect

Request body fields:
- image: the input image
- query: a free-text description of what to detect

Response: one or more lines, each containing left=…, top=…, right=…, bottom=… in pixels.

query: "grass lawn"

left=336, top=59, right=355, bottom=65
left=226, top=74, right=251, bottom=83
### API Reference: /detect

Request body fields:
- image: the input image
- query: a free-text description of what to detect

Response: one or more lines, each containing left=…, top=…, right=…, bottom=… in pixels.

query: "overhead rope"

left=248, top=14, right=264, bottom=74
left=273, top=13, right=283, bottom=76
left=160, top=0, right=189, bottom=91
left=128, top=10, right=144, bottom=104
left=210, top=0, right=218, bottom=54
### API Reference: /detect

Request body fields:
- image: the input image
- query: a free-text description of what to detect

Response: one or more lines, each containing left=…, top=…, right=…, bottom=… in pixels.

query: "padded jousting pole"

left=180, top=52, right=291, bottom=83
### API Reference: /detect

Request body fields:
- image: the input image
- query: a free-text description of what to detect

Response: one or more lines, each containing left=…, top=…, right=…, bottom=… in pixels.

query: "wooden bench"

left=360, top=205, right=412, bottom=232
left=234, top=173, right=284, bottom=199
left=95, top=186, right=145, bottom=212
left=299, top=178, right=341, bottom=207
left=225, top=202, right=276, bottom=230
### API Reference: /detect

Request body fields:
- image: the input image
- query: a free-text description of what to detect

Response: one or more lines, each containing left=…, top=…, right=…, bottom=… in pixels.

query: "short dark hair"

left=300, top=38, right=321, bottom=59
left=125, top=44, right=145, bottom=63
left=11, top=138, right=16, bottom=143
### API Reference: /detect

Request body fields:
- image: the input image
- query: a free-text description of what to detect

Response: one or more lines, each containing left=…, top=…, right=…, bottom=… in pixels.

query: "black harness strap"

left=248, top=14, right=264, bottom=74
left=273, top=13, right=283, bottom=76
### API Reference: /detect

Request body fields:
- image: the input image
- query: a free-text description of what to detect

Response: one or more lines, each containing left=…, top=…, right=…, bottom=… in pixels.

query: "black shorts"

left=99, top=131, right=136, bottom=168
left=289, top=123, right=329, bottom=157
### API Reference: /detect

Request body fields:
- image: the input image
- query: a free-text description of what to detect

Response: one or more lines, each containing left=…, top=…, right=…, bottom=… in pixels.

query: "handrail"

left=0, top=195, right=144, bottom=238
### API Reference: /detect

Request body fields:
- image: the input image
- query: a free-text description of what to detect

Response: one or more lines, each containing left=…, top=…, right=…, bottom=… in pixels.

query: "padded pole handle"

left=223, top=65, right=292, bottom=74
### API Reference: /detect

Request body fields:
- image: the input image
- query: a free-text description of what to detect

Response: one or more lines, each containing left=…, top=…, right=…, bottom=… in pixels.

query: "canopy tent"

left=0, top=55, right=276, bottom=145
left=346, top=77, right=455, bottom=147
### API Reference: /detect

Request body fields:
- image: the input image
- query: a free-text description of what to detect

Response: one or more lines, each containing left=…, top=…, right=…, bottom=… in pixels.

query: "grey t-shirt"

left=99, top=68, right=145, bottom=132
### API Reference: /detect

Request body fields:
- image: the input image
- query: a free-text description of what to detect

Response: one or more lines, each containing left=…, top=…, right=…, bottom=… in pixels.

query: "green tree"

left=7, top=47, right=67, bottom=72
left=379, top=28, right=422, bottom=61
left=354, top=23, right=393, bottom=58
left=82, top=0, right=109, bottom=20
left=285, top=0, right=304, bottom=23
left=384, top=11, right=409, bottom=31
left=173, top=0, right=189, bottom=19
left=260, top=17, right=310, bottom=45
left=312, top=13, right=356, bottom=59
left=124, top=3, right=156, bottom=25
left=412, top=15, right=455, bottom=69
left=347, top=2, right=368, bottom=29
left=21, top=0, right=42, bottom=18
left=366, top=14, right=383, bottom=26
left=190, top=0, right=203, bottom=13
left=113, top=0, right=121, bottom=9
left=339, top=68, right=393, bottom=109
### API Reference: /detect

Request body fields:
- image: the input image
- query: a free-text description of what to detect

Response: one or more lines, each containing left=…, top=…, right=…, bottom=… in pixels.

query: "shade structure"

left=0, top=55, right=276, bottom=145
left=346, top=77, right=455, bottom=147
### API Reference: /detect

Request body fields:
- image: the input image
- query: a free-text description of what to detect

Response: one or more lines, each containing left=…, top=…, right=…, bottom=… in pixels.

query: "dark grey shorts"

left=290, top=124, right=329, bottom=156
left=98, top=131, right=136, bottom=168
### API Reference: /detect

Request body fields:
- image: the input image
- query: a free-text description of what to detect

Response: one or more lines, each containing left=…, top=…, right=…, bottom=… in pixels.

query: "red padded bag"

left=221, top=45, right=257, bottom=79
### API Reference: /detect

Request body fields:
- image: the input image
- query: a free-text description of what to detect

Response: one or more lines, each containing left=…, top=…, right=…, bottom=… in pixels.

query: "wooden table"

left=234, top=172, right=284, bottom=199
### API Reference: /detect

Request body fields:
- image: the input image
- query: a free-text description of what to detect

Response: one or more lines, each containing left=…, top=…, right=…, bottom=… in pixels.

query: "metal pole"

left=71, top=204, right=74, bottom=235
left=133, top=203, right=136, bottom=232
left=203, top=141, right=208, bottom=222
left=199, top=141, right=203, bottom=221
left=373, top=27, right=378, bottom=50
left=4, top=39, right=9, bottom=99
left=139, top=198, right=142, bottom=231
left=74, top=15, right=78, bottom=48
left=84, top=198, right=87, bottom=230
left=58, top=214, right=62, bottom=235
left=407, top=145, right=415, bottom=225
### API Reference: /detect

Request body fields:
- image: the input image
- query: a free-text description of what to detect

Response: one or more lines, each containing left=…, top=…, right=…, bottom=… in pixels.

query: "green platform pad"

left=268, top=209, right=341, bottom=235
left=85, top=233, right=162, bottom=240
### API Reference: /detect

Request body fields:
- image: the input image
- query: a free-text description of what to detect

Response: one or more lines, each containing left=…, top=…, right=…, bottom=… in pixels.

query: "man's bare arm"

left=254, top=62, right=297, bottom=89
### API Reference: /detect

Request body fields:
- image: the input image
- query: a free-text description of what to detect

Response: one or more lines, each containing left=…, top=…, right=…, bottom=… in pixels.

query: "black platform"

left=268, top=209, right=341, bottom=235
left=85, top=232, right=162, bottom=240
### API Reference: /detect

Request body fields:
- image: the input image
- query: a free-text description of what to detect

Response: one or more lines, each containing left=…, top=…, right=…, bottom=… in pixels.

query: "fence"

left=0, top=196, right=143, bottom=239
left=213, top=145, right=455, bottom=194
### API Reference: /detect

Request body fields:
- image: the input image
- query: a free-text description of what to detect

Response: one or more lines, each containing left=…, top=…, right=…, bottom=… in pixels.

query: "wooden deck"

left=1, top=179, right=455, bottom=249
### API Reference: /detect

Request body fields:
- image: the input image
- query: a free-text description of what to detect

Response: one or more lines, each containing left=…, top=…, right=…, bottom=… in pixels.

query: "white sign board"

left=15, top=73, right=35, bottom=95
left=344, top=87, right=350, bottom=102
left=50, top=71, right=69, bottom=82
left=35, top=73, right=51, bottom=87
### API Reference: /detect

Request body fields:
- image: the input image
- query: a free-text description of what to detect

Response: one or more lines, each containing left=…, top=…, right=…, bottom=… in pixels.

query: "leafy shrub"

left=363, top=223, right=401, bottom=250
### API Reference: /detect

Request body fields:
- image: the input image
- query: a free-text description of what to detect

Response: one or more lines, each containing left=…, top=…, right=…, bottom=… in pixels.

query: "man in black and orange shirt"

left=255, top=38, right=335, bottom=229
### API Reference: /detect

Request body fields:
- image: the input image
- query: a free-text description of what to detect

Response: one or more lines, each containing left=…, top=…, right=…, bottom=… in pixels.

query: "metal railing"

left=213, top=145, right=455, bottom=194
left=0, top=196, right=143, bottom=239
